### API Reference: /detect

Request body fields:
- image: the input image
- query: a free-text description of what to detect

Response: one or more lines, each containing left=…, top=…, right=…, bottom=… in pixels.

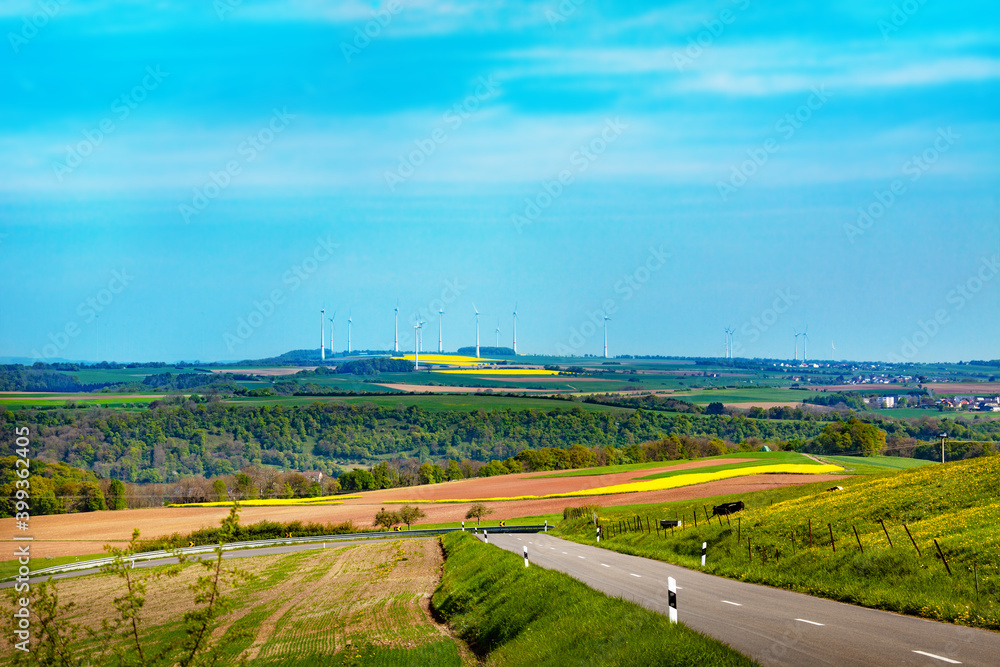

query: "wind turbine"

left=473, top=304, right=480, bottom=358
left=793, top=329, right=801, bottom=362
left=802, top=326, right=809, bottom=363
left=603, top=312, right=611, bottom=359
left=725, top=327, right=736, bottom=359
left=495, top=319, right=501, bottom=348
left=393, top=300, right=399, bottom=353
left=438, top=308, right=444, bottom=353
left=512, top=303, right=518, bottom=355
left=347, top=311, right=353, bottom=354
left=413, top=322, right=423, bottom=369
left=320, top=308, right=326, bottom=361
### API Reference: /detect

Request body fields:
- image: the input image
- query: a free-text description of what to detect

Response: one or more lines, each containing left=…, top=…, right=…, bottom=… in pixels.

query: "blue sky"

left=0, top=0, right=997, bottom=363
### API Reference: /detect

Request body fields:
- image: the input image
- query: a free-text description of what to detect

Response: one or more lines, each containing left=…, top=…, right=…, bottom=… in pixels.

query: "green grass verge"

left=555, top=457, right=1000, bottom=630
left=416, top=513, right=562, bottom=530
left=432, top=531, right=756, bottom=666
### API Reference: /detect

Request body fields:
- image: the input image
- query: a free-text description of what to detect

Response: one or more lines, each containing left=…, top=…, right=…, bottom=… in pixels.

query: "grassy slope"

left=433, top=531, right=756, bottom=666
left=555, top=457, right=1000, bottom=630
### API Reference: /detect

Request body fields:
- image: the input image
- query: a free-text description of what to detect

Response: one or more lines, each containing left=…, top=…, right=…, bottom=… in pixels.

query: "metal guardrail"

left=12, top=524, right=549, bottom=580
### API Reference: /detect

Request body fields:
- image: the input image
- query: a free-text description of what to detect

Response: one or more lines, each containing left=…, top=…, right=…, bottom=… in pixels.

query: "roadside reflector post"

left=462, top=521, right=465, bottom=531
left=596, top=525, right=600, bottom=543
left=701, top=542, right=707, bottom=567
left=544, top=520, right=548, bottom=532
left=484, top=530, right=488, bottom=544
left=667, top=577, right=678, bottom=624
left=524, top=545, right=529, bottom=568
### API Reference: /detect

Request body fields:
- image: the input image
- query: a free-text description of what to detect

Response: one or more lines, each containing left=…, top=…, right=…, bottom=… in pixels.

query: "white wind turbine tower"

left=802, top=326, right=809, bottom=363
left=347, top=311, right=353, bottom=354
left=793, top=329, right=801, bottom=362
left=603, top=312, right=611, bottom=359
left=393, top=300, right=399, bottom=353
left=473, top=304, right=481, bottom=358
left=320, top=308, right=326, bottom=361
left=438, top=308, right=444, bottom=353
left=725, top=327, right=736, bottom=359
left=495, top=319, right=501, bottom=348
left=413, top=322, right=423, bottom=369
left=512, top=303, right=518, bottom=354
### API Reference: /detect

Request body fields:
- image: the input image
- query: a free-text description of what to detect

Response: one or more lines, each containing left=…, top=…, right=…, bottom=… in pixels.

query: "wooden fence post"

left=852, top=525, right=864, bottom=553
left=737, top=517, right=741, bottom=543
left=879, top=519, right=893, bottom=548
left=902, top=523, right=921, bottom=556
left=828, top=523, right=836, bottom=553
left=808, top=518, right=813, bottom=549
left=934, top=539, right=952, bottom=576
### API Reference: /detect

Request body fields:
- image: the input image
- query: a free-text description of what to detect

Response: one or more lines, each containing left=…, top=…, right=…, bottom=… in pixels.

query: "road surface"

left=488, top=533, right=999, bottom=666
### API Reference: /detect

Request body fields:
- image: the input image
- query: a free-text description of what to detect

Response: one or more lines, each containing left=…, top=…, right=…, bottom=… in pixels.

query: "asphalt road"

left=487, top=532, right=999, bottom=666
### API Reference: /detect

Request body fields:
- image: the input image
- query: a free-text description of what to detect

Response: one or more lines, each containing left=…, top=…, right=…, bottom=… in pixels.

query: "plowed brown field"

left=1, top=458, right=846, bottom=559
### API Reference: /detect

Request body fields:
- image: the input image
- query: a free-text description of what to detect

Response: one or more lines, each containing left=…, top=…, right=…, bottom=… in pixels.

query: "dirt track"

left=1, top=458, right=846, bottom=559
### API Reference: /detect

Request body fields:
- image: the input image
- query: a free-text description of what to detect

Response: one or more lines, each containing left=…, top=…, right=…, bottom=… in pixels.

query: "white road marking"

left=912, top=651, right=961, bottom=664
left=722, top=601, right=742, bottom=607
left=578, top=555, right=585, bottom=559
left=795, top=619, right=824, bottom=627
left=601, top=564, right=610, bottom=568
left=630, top=573, right=641, bottom=578
left=562, top=551, right=568, bottom=555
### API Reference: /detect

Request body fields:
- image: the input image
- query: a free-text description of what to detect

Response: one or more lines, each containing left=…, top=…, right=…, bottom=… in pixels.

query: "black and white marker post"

left=596, top=525, right=601, bottom=543
left=461, top=521, right=465, bottom=531
left=484, top=530, right=488, bottom=544
left=523, top=545, right=529, bottom=567
left=544, top=519, right=548, bottom=532
left=701, top=542, right=707, bottom=567
left=667, top=576, right=678, bottom=624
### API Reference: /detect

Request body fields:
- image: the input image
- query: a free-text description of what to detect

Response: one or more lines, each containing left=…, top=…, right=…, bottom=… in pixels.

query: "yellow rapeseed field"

left=169, top=495, right=359, bottom=508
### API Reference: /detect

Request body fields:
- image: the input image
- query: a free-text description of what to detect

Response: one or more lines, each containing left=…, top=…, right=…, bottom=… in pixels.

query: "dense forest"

left=3, top=399, right=997, bottom=486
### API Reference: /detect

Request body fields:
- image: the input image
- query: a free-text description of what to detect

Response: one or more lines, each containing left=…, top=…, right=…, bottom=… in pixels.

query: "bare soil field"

left=372, top=383, right=553, bottom=393
left=1, top=458, right=846, bottom=559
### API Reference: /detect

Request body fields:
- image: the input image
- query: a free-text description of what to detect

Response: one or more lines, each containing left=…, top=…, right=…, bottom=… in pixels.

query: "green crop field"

left=556, top=456, right=1000, bottom=630
left=2, top=539, right=468, bottom=666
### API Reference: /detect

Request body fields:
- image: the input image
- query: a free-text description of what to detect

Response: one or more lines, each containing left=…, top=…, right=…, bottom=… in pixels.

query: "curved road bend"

left=487, top=533, right=999, bottom=667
